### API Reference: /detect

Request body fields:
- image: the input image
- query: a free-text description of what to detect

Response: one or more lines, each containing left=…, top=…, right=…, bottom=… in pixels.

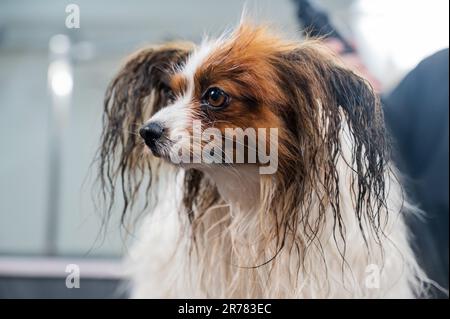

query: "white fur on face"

left=146, top=41, right=216, bottom=146
left=149, top=93, right=193, bottom=141
left=181, top=41, right=215, bottom=81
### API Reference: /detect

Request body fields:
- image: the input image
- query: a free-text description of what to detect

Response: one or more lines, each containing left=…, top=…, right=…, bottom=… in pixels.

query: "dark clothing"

left=384, top=49, right=449, bottom=298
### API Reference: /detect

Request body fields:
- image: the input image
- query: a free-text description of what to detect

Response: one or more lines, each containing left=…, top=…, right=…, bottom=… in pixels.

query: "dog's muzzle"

left=139, top=121, right=164, bottom=156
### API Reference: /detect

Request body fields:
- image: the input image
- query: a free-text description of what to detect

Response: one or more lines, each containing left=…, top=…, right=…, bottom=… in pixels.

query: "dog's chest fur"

left=126, top=160, right=422, bottom=298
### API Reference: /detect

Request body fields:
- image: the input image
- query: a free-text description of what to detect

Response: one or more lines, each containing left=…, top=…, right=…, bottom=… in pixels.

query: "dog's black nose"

left=139, top=122, right=164, bottom=144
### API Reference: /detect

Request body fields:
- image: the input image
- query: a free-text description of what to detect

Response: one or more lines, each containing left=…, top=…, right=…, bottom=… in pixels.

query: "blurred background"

left=0, top=0, right=448, bottom=298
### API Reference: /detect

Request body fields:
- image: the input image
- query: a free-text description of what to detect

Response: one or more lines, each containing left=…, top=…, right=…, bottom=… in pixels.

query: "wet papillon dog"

left=99, top=23, right=428, bottom=298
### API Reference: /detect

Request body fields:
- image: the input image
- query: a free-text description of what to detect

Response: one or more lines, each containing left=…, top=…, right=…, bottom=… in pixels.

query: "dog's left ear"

left=98, top=43, right=193, bottom=219
left=326, top=61, right=390, bottom=230
left=277, top=45, right=388, bottom=173
left=274, top=45, right=390, bottom=239
left=326, top=63, right=386, bottom=146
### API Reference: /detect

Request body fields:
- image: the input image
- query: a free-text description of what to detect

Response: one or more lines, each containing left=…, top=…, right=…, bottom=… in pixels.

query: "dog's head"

left=99, top=24, right=389, bottom=246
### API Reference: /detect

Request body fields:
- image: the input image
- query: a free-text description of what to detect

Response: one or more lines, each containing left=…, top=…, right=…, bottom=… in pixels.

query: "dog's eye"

left=202, top=87, right=230, bottom=109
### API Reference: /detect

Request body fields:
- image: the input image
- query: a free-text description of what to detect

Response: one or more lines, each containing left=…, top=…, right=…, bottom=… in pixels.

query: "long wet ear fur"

left=260, top=43, right=391, bottom=261
left=98, top=43, right=193, bottom=222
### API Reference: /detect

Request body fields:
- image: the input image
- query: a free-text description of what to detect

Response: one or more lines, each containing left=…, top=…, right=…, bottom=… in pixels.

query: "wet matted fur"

left=98, top=24, right=429, bottom=298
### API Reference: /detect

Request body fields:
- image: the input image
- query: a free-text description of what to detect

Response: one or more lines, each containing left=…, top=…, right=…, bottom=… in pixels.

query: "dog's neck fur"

left=202, top=165, right=261, bottom=212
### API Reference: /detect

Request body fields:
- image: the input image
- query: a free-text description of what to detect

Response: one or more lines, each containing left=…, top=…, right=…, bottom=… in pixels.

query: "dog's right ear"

left=99, top=43, right=193, bottom=220
left=103, top=43, right=193, bottom=149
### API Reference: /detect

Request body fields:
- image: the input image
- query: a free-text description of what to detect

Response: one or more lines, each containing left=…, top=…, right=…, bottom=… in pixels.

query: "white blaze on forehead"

left=181, top=40, right=215, bottom=81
